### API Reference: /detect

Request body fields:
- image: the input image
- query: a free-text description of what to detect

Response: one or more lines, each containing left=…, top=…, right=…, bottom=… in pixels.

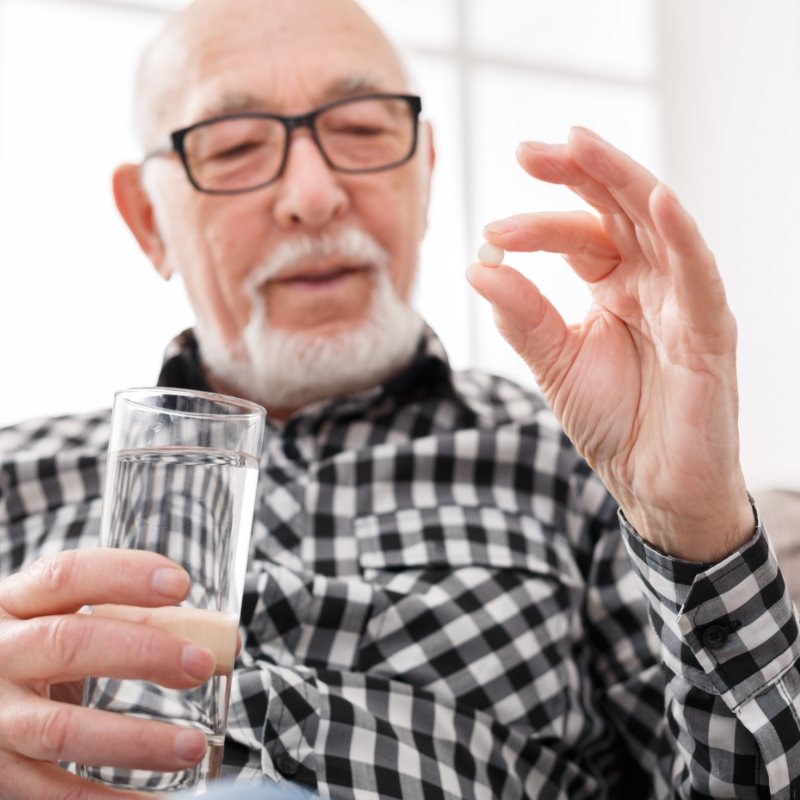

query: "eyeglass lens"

left=182, top=96, right=416, bottom=192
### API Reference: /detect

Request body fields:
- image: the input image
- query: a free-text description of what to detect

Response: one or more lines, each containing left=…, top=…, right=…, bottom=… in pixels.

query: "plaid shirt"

left=1, top=327, right=799, bottom=799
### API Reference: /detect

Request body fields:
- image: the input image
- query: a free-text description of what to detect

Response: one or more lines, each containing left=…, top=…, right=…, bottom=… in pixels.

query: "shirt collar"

left=157, top=326, right=460, bottom=427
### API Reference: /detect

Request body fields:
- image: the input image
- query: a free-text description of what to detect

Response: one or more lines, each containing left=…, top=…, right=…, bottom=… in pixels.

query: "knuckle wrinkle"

left=36, top=551, right=78, bottom=595
left=38, top=707, right=72, bottom=759
left=44, top=616, right=84, bottom=670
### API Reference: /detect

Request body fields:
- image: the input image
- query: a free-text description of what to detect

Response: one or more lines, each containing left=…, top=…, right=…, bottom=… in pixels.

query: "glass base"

left=78, top=734, right=223, bottom=794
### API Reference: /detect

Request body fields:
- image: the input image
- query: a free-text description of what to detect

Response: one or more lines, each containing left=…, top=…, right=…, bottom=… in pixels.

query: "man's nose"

left=272, top=131, right=349, bottom=228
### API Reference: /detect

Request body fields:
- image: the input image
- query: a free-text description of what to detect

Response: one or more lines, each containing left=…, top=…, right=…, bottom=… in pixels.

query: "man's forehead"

left=137, top=0, right=407, bottom=144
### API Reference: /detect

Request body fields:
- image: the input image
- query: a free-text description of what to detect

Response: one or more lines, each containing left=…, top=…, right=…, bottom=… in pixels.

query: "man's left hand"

left=467, top=127, right=754, bottom=563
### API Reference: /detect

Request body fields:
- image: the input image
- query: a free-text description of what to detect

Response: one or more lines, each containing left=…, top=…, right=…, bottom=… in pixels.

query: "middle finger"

left=567, top=126, right=661, bottom=233
left=1, top=614, right=216, bottom=687
left=515, top=141, right=648, bottom=265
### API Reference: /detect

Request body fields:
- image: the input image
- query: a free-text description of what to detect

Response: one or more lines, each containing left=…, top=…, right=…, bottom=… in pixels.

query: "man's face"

left=137, top=0, right=433, bottom=410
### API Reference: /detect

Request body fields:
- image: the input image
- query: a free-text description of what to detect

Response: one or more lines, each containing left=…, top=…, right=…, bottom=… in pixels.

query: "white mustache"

left=243, top=229, right=391, bottom=294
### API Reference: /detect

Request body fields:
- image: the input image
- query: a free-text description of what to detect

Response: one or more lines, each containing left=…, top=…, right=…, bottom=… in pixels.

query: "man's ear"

left=112, top=163, right=171, bottom=280
left=418, top=120, right=436, bottom=235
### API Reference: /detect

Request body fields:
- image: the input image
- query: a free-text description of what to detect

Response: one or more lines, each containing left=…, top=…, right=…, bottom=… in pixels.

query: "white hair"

left=195, top=228, right=424, bottom=411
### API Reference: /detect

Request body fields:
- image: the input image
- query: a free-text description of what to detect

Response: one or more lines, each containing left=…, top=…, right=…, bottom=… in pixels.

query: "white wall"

left=0, top=0, right=194, bottom=422
left=1, top=0, right=798, bottom=494
left=656, top=0, right=800, bottom=490
left=0, top=0, right=658, bottom=427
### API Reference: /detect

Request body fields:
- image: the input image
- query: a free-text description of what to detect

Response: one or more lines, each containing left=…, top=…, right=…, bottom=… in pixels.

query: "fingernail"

left=657, top=182, right=679, bottom=203
left=570, top=125, right=602, bottom=141
left=517, top=140, right=551, bottom=152
left=181, top=644, right=216, bottom=680
left=483, top=219, right=518, bottom=235
left=174, top=729, right=207, bottom=762
left=151, top=567, right=190, bottom=598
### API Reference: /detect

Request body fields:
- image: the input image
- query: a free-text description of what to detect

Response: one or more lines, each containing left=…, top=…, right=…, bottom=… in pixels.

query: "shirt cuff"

left=620, top=504, right=800, bottom=708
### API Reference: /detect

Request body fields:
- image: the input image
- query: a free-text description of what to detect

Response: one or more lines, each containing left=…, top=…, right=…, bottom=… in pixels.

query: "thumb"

left=466, top=263, right=569, bottom=381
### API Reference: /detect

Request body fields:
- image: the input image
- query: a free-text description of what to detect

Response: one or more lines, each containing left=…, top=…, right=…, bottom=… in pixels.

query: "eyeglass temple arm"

left=142, top=143, right=175, bottom=163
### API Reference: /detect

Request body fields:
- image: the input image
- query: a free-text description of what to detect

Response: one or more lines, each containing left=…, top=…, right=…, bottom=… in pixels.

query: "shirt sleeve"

left=620, top=505, right=800, bottom=798
left=0, top=413, right=109, bottom=578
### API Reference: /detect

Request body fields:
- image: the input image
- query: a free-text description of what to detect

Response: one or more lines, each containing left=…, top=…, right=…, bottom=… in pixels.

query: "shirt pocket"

left=354, top=503, right=582, bottom=585
left=352, top=504, right=583, bottom=732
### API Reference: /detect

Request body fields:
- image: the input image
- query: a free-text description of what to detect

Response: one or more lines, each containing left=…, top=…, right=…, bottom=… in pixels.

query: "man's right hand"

left=0, top=549, right=216, bottom=798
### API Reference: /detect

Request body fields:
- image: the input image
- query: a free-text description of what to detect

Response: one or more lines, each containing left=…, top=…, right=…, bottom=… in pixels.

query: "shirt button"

left=702, top=624, right=729, bottom=650
left=275, top=754, right=299, bottom=777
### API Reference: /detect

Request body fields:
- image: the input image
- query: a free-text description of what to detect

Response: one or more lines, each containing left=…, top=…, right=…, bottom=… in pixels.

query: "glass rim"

left=114, top=387, right=267, bottom=421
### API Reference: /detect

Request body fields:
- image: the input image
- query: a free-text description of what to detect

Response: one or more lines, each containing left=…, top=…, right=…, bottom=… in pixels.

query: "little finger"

left=0, top=749, right=154, bottom=799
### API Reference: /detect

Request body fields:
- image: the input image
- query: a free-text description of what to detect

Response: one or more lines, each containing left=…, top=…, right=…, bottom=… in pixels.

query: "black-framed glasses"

left=144, top=93, right=422, bottom=195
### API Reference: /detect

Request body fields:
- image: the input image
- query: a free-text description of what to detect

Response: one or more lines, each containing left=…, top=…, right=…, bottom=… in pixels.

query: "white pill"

left=477, top=241, right=505, bottom=267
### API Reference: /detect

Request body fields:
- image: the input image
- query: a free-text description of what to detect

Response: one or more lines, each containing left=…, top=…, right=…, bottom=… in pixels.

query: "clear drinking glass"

left=79, top=388, right=265, bottom=793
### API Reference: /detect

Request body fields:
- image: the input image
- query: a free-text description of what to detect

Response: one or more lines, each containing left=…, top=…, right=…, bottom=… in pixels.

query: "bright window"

left=0, top=0, right=657, bottom=424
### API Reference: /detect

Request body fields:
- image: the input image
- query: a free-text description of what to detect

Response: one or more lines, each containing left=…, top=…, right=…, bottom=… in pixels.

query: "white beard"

left=194, top=229, right=425, bottom=412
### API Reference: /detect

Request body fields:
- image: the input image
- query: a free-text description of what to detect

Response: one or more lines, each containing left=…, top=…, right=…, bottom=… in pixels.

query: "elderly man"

left=0, top=0, right=797, bottom=798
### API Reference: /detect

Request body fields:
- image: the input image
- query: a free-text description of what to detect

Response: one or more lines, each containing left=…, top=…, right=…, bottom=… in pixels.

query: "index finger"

left=0, top=550, right=190, bottom=619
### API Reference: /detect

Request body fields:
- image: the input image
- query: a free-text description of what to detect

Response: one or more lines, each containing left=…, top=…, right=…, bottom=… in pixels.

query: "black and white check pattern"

left=2, top=327, right=799, bottom=798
